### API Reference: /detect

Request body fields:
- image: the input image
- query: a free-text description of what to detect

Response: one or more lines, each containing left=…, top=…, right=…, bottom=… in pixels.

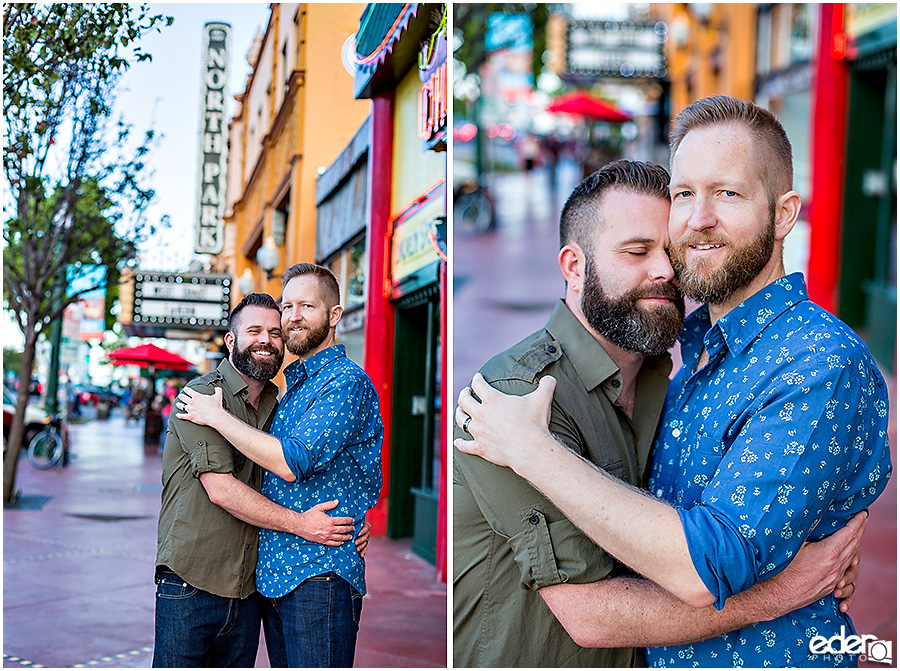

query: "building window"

left=756, top=7, right=772, bottom=75
left=330, top=239, right=367, bottom=367
left=789, top=4, right=815, bottom=63
left=329, top=240, right=367, bottom=311
left=282, top=41, right=290, bottom=95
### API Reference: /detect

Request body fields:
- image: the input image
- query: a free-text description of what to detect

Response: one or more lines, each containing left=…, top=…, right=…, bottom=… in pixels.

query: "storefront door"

left=387, top=288, right=441, bottom=563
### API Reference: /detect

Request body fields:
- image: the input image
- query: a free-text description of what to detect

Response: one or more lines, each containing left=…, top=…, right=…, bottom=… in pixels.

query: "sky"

left=116, top=3, right=272, bottom=271
left=3, top=3, right=272, bottom=350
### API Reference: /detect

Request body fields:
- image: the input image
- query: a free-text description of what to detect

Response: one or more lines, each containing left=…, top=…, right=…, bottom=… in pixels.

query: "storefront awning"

left=354, top=3, right=436, bottom=99
left=355, top=4, right=416, bottom=69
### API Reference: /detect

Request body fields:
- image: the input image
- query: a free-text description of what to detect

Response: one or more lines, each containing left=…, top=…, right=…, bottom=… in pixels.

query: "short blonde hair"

left=282, top=263, right=340, bottom=309
left=670, top=95, right=793, bottom=205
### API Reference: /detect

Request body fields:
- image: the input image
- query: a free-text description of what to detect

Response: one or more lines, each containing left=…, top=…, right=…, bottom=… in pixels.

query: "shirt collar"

left=217, top=357, right=280, bottom=405
left=217, top=358, right=249, bottom=396
left=545, top=300, right=622, bottom=391
left=284, top=344, right=346, bottom=386
left=699, top=272, right=810, bottom=355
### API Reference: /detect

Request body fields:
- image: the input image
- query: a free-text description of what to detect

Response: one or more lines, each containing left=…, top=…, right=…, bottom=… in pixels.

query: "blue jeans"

left=153, top=568, right=261, bottom=668
left=262, top=572, right=363, bottom=668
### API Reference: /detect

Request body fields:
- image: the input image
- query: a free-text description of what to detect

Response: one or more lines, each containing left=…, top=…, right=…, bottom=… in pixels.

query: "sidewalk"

left=3, top=412, right=446, bottom=668
left=453, top=162, right=896, bottom=663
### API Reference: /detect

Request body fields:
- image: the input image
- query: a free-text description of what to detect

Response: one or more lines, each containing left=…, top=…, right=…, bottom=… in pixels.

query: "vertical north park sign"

left=195, top=22, right=231, bottom=255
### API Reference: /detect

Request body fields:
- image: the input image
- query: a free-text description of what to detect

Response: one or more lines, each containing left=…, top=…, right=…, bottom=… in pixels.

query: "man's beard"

left=284, top=319, right=330, bottom=357
left=231, top=340, right=284, bottom=381
left=581, top=261, right=685, bottom=356
left=669, top=210, right=776, bottom=305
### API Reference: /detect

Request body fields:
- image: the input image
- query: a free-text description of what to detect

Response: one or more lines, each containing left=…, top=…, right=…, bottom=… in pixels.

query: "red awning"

left=546, top=92, right=632, bottom=123
left=107, top=343, right=196, bottom=371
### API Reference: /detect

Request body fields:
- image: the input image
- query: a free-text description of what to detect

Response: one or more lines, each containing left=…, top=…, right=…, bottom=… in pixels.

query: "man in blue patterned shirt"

left=456, top=95, right=892, bottom=667
left=179, top=263, right=383, bottom=668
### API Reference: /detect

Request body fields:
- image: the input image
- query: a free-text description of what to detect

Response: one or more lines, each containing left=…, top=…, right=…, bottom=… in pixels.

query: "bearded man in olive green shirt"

left=453, top=161, right=862, bottom=667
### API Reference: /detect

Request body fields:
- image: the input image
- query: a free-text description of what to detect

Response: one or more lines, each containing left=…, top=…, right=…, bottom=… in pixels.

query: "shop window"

left=329, top=240, right=368, bottom=368
left=329, top=241, right=367, bottom=311
left=789, top=4, right=815, bottom=64
left=756, top=7, right=772, bottom=75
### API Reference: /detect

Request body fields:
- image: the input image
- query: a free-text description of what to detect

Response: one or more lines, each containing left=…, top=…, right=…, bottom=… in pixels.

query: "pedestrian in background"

left=157, top=379, right=180, bottom=454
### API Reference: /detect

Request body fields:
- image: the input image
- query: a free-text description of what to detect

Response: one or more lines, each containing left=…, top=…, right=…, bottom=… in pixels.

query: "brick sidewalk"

left=3, top=412, right=446, bottom=668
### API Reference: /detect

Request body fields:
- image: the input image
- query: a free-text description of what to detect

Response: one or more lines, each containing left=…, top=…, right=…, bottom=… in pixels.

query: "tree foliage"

left=2, top=349, right=23, bottom=380
left=452, top=3, right=554, bottom=98
left=3, top=3, right=172, bottom=335
left=2, top=3, right=173, bottom=502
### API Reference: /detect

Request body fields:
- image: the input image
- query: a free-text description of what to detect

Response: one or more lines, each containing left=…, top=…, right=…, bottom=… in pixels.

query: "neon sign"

left=417, top=60, right=447, bottom=148
left=417, top=7, right=447, bottom=150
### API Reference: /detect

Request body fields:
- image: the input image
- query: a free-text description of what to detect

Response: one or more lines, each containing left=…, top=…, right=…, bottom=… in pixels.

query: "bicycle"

left=454, top=177, right=496, bottom=238
left=27, top=414, right=69, bottom=470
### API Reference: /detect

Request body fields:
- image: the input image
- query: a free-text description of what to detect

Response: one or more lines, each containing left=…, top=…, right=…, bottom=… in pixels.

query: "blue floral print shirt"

left=645, top=273, right=892, bottom=667
left=256, top=345, right=383, bottom=598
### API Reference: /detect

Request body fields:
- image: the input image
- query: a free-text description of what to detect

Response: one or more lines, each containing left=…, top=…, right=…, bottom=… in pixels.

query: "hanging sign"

left=195, top=22, right=232, bottom=255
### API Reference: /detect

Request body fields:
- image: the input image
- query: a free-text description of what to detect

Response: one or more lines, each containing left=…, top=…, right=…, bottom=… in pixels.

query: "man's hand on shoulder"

left=454, top=373, right=557, bottom=470
left=175, top=386, right=226, bottom=427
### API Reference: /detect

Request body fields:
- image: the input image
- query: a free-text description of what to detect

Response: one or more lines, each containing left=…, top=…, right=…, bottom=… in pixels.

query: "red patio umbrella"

left=546, top=91, right=632, bottom=123
left=107, top=343, right=196, bottom=372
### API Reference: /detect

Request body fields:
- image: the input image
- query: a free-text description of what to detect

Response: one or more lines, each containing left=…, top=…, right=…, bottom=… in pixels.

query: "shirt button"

left=656, top=489, right=663, bottom=497
left=611, top=379, right=620, bottom=388
left=672, top=428, right=681, bottom=438
left=547, top=345, right=557, bottom=353
left=529, top=515, right=540, bottom=525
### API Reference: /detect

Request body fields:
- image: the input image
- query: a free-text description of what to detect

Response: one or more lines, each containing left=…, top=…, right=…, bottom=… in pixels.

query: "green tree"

left=2, top=349, right=23, bottom=381
left=453, top=3, right=552, bottom=91
left=452, top=4, right=553, bottom=175
left=2, top=3, right=173, bottom=502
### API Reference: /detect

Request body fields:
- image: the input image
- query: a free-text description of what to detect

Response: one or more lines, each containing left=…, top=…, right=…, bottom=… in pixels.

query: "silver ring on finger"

left=462, top=416, right=472, bottom=434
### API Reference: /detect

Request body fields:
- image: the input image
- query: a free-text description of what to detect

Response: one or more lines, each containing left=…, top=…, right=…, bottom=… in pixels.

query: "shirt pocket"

left=682, top=433, right=724, bottom=499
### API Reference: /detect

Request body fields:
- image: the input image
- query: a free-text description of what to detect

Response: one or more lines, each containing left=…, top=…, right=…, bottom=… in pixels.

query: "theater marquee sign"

left=195, top=22, right=231, bottom=255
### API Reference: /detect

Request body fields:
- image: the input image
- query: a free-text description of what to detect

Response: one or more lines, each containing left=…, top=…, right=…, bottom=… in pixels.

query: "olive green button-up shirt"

left=453, top=300, right=672, bottom=667
left=156, top=358, right=279, bottom=599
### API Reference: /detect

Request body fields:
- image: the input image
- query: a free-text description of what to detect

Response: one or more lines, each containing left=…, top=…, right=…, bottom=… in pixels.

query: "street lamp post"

left=237, top=269, right=255, bottom=296
left=256, top=236, right=282, bottom=281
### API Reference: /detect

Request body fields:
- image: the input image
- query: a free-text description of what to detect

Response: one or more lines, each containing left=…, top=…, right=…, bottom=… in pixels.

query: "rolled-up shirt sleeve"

left=169, top=385, right=236, bottom=478
left=455, top=376, right=616, bottom=590
left=679, top=354, right=891, bottom=609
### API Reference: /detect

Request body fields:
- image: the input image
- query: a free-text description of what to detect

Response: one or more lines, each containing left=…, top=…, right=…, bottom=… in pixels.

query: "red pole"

left=364, top=93, right=395, bottom=536
left=807, top=3, right=849, bottom=313
left=436, top=260, right=448, bottom=582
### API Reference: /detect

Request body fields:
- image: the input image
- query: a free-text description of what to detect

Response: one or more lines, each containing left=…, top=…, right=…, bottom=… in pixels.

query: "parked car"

left=3, top=386, right=49, bottom=449
left=75, top=384, right=123, bottom=408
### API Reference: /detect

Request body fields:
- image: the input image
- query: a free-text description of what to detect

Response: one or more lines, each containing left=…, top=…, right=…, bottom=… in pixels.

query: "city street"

left=3, top=411, right=446, bottom=668
left=453, top=159, right=585, bottom=399
left=452, top=161, right=897, bottom=665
